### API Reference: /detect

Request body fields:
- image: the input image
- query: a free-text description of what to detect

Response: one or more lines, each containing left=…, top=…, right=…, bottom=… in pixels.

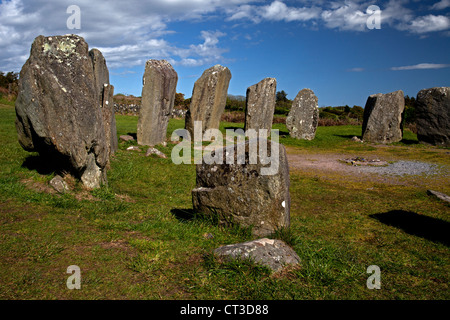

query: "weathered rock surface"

left=137, top=59, right=178, bottom=146
left=214, top=238, right=300, bottom=272
left=120, top=135, right=135, bottom=142
left=185, top=65, right=231, bottom=137
left=286, top=89, right=319, bottom=140
left=90, top=48, right=118, bottom=155
left=362, top=90, right=405, bottom=144
left=49, top=175, right=70, bottom=194
left=244, top=78, right=277, bottom=133
left=192, top=138, right=290, bottom=237
left=15, top=34, right=109, bottom=188
left=416, top=87, right=450, bottom=147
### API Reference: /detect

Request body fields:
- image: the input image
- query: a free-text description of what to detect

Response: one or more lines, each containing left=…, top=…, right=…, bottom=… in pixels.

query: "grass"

left=0, top=103, right=449, bottom=300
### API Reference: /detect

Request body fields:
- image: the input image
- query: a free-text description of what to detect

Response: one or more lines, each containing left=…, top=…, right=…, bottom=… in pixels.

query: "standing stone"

left=244, top=78, right=277, bottom=134
left=89, top=48, right=118, bottom=155
left=362, top=90, right=405, bottom=144
left=192, top=138, right=290, bottom=237
left=416, top=87, right=450, bottom=147
left=185, top=65, right=231, bottom=137
left=15, top=34, right=109, bottom=189
left=286, top=89, right=319, bottom=140
left=137, top=59, right=178, bottom=146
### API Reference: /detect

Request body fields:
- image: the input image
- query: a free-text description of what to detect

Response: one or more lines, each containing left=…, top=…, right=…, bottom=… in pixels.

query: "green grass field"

left=0, top=103, right=448, bottom=300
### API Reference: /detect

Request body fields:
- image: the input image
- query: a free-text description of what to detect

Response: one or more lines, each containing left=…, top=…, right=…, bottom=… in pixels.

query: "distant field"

left=0, top=103, right=448, bottom=300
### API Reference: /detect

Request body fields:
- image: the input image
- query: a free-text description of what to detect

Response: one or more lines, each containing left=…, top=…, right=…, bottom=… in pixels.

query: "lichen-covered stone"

left=362, top=90, right=405, bottom=144
left=137, top=59, right=178, bottom=146
left=416, top=87, right=450, bottom=147
left=192, top=138, right=290, bottom=237
left=15, top=34, right=109, bottom=188
left=244, top=78, right=277, bottom=133
left=286, top=88, right=319, bottom=140
left=214, top=238, right=300, bottom=272
left=185, top=65, right=231, bottom=137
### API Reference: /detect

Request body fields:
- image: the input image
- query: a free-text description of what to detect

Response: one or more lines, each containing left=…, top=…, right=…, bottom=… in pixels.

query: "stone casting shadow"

left=370, top=210, right=450, bottom=247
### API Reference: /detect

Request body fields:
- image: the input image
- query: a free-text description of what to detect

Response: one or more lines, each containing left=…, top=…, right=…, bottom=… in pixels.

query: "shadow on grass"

left=22, top=154, right=57, bottom=175
left=399, top=139, right=419, bottom=145
left=370, top=210, right=450, bottom=247
left=224, top=126, right=244, bottom=131
left=334, top=134, right=361, bottom=139
left=126, top=132, right=137, bottom=140
left=170, top=208, right=197, bottom=222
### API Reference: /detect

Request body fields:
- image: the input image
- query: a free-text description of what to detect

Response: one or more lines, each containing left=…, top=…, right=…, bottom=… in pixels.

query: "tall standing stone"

left=89, top=48, right=118, bottom=155
left=244, top=78, right=277, bottom=134
left=192, top=138, right=291, bottom=237
left=137, top=59, right=178, bottom=146
left=185, top=65, right=231, bottom=137
left=286, top=88, right=319, bottom=140
left=416, top=87, right=450, bottom=147
left=15, top=34, right=109, bottom=189
left=362, top=90, right=405, bottom=144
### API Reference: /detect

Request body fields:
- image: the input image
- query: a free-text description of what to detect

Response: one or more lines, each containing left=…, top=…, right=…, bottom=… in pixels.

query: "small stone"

left=145, top=147, right=167, bottom=158
left=427, top=190, right=450, bottom=203
left=49, top=175, right=69, bottom=194
left=127, top=146, right=141, bottom=151
left=120, top=135, right=135, bottom=142
left=214, top=238, right=300, bottom=272
left=203, top=233, right=214, bottom=239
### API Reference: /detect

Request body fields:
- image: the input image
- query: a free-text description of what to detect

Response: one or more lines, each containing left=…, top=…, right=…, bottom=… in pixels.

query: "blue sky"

left=0, top=0, right=449, bottom=107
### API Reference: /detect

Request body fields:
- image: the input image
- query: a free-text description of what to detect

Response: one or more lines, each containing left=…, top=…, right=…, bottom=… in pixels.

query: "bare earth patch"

left=285, top=146, right=449, bottom=187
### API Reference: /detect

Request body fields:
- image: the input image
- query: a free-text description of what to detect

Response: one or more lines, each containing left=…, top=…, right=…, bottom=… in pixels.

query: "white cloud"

left=227, top=0, right=320, bottom=23
left=0, top=0, right=254, bottom=71
left=347, top=67, right=365, bottom=72
left=391, top=63, right=450, bottom=70
left=405, top=14, right=450, bottom=33
left=321, top=2, right=368, bottom=31
left=431, top=0, right=450, bottom=10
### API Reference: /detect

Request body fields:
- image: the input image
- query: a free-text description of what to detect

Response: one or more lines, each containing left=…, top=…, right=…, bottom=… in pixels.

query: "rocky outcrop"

left=362, top=90, right=405, bottom=144
left=416, top=87, right=450, bottom=147
left=244, top=78, right=277, bottom=134
left=286, top=89, right=319, bottom=140
left=192, top=138, right=290, bottom=237
left=185, top=65, right=231, bottom=137
left=137, top=59, right=178, bottom=146
left=15, top=34, right=111, bottom=188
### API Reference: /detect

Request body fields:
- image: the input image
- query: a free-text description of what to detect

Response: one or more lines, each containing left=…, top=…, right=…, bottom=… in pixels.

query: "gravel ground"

left=354, top=160, right=446, bottom=177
